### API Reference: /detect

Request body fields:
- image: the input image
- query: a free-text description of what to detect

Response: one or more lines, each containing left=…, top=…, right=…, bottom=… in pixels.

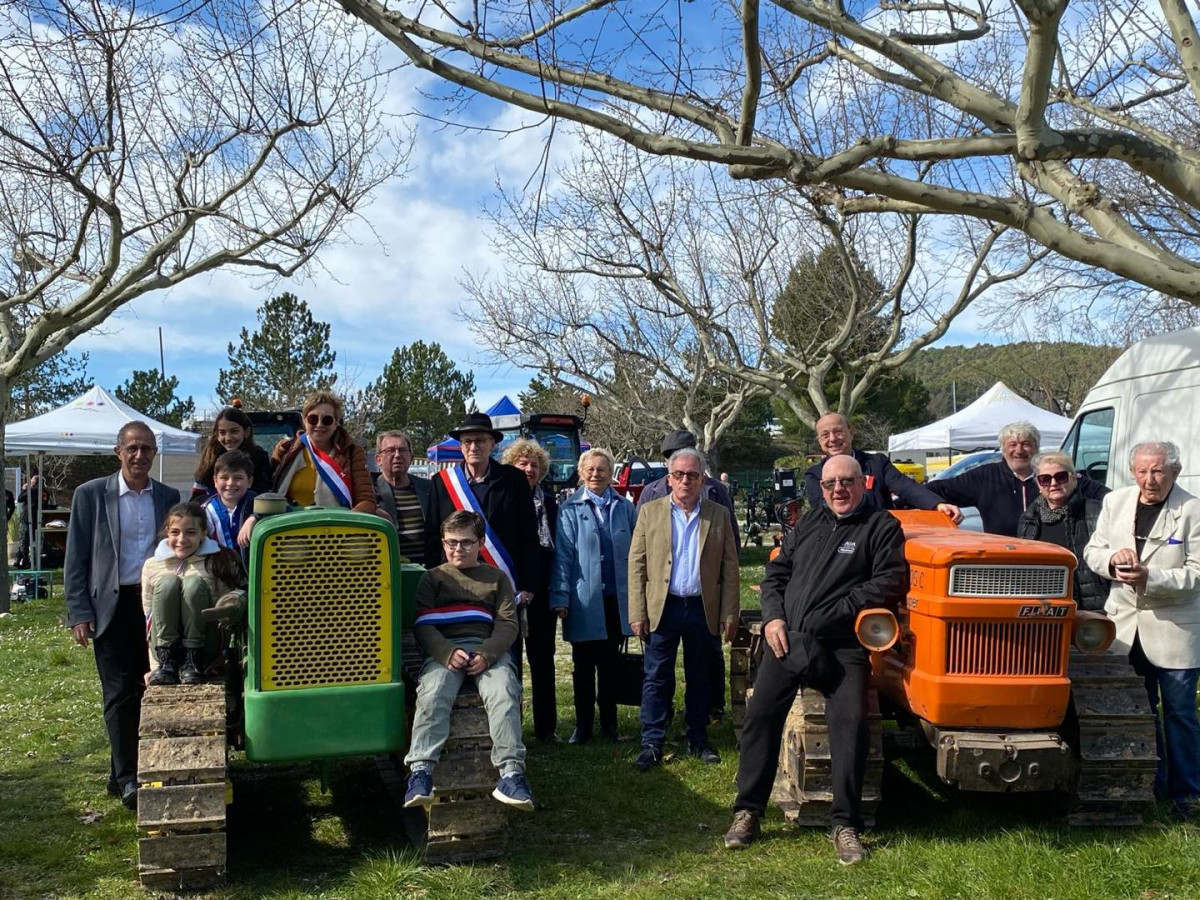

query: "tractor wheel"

left=136, top=683, right=228, bottom=890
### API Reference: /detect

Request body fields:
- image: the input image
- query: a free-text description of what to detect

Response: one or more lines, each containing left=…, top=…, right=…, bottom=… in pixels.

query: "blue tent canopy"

left=427, top=438, right=463, bottom=462
left=485, top=395, right=521, bottom=417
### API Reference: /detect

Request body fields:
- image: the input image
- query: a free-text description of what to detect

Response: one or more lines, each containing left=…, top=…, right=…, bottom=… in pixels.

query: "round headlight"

left=1074, top=617, right=1114, bottom=653
left=855, top=609, right=899, bottom=651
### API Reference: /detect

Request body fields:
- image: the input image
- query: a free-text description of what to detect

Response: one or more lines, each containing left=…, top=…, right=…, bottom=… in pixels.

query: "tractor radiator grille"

left=949, top=565, right=1069, bottom=598
left=946, top=621, right=1065, bottom=676
left=259, top=527, right=393, bottom=690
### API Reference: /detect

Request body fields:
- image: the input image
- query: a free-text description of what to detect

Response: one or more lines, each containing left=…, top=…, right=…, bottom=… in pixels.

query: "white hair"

left=1130, top=441, right=1182, bottom=472
left=998, top=421, right=1041, bottom=450
left=669, top=446, right=707, bottom=472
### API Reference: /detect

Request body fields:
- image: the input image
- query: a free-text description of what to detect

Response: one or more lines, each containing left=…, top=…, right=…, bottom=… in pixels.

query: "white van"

left=1061, top=326, right=1200, bottom=493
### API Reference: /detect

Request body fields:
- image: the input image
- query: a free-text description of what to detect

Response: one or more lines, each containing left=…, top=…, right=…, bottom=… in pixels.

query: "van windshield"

left=1064, top=407, right=1115, bottom=486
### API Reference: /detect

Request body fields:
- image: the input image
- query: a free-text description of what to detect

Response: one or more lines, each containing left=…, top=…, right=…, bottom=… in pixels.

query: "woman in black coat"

left=1017, top=450, right=1109, bottom=610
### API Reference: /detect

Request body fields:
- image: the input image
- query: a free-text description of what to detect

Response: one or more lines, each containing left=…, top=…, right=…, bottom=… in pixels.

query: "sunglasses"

left=306, top=414, right=336, bottom=427
left=820, top=477, right=859, bottom=490
left=1036, top=471, right=1072, bottom=486
left=669, top=471, right=702, bottom=482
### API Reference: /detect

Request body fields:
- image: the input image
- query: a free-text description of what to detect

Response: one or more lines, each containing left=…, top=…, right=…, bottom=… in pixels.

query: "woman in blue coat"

left=550, top=448, right=637, bottom=743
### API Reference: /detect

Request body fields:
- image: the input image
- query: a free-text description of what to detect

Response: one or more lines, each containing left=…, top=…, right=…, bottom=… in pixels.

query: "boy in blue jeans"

left=404, top=510, right=534, bottom=811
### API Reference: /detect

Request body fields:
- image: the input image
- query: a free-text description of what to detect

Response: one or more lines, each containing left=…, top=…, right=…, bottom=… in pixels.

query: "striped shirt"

left=391, top=483, right=425, bottom=564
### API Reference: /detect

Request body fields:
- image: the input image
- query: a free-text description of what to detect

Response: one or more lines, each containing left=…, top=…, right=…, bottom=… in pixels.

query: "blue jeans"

left=1143, top=665, right=1200, bottom=806
left=639, top=595, right=713, bottom=749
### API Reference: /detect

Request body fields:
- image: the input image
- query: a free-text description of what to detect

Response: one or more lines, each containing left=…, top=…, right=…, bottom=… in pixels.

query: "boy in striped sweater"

left=403, top=510, right=534, bottom=811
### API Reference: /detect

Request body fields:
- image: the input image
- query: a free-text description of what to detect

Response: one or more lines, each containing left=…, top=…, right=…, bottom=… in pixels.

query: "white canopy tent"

left=4, top=385, right=202, bottom=571
left=887, top=381, right=1074, bottom=453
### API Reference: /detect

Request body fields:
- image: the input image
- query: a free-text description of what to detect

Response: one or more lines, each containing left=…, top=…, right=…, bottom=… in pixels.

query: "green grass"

left=1, top=564, right=1198, bottom=900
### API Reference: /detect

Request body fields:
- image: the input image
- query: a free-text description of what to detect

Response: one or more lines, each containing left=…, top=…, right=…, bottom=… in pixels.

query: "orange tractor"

left=730, top=510, right=1157, bottom=828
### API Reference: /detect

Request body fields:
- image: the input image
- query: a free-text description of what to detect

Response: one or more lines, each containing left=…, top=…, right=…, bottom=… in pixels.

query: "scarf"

left=533, top=485, right=554, bottom=550
left=1032, top=495, right=1070, bottom=524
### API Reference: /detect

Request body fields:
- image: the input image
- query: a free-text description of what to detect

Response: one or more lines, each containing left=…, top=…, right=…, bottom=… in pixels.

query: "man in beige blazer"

left=628, top=447, right=739, bottom=771
left=1083, top=440, right=1200, bottom=819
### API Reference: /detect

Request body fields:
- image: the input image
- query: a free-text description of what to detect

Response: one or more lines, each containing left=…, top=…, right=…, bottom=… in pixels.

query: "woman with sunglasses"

left=1017, top=450, right=1110, bottom=610
left=271, top=391, right=376, bottom=514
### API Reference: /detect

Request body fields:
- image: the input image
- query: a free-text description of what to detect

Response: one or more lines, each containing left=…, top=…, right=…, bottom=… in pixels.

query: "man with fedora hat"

left=723, top=454, right=907, bottom=864
left=424, top=412, right=540, bottom=617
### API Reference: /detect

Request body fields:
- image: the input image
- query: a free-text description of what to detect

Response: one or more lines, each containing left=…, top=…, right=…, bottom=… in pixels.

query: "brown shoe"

left=830, top=826, right=869, bottom=865
left=723, top=810, right=760, bottom=849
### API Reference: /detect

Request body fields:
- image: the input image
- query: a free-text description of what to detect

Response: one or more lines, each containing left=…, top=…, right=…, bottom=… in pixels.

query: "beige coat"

left=628, top=496, right=739, bottom=636
left=1083, top=483, right=1200, bottom=669
left=140, top=541, right=236, bottom=618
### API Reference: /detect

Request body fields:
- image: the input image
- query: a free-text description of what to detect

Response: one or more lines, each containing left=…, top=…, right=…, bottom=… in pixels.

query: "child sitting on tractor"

left=202, top=450, right=258, bottom=551
left=403, top=510, right=535, bottom=811
left=143, top=502, right=245, bottom=685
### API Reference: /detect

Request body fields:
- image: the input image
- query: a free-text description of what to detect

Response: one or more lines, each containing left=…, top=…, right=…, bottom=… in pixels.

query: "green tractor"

left=135, top=502, right=505, bottom=889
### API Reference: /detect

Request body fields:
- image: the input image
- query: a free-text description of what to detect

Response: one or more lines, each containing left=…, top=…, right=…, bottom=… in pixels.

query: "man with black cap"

left=424, top=413, right=540, bottom=621
left=723, top=455, right=907, bottom=865
left=637, top=429, right=738, bottom=724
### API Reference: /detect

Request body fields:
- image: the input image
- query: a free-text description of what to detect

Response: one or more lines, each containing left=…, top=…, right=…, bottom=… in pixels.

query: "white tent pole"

left=34, top=450, right=43, bottom=569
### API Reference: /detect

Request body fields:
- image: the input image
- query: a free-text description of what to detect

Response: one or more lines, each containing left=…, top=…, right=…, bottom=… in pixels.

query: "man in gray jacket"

left=373, top=430, right=431, bottom=565
left=65, top=422, right=180, bottom=809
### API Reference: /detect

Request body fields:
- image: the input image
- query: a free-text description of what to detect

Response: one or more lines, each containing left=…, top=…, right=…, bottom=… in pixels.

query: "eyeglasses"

left=378, top=447, right=411, bottom=457
left=121, top=443, right=156, bottom=456
left=459, top=437, right=492, bottom=447
left=442, top=538, right=479, bottom=550
left=820, top=477, right=859, bottom=490
left=669, top=471, right=702, bottom=482
left=1036, top=471, right=1072, bottom=486
left=306, top=414, right=336, bottom=427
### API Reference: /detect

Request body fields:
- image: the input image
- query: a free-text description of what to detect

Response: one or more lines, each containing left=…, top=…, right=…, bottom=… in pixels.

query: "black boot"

left=180, top=648, right=203, bottom=685
left=149, top=644, right=180, bottom=685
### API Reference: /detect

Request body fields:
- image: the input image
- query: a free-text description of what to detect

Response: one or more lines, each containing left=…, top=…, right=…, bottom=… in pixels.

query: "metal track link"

left=1067, top=650, right=1157, bottom=827
left=730, top=611, right=762, bottom=745
left=137, top=683, right=228, bottom=890
left=774, top=687, right=884, bottom=828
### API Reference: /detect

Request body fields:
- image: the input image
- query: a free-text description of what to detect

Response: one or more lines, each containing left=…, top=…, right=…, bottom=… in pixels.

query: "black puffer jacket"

left=760, top=502, right=908, bottom=642
left=1016, top=490, right=1109, bottom=611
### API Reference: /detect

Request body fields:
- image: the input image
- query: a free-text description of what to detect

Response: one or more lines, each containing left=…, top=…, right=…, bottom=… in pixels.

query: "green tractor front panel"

left=243, top=508, right=418, bottom=762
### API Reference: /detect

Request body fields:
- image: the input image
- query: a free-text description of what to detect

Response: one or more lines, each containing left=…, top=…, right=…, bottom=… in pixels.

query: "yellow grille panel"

left=260, top=526, right=393, bottom=690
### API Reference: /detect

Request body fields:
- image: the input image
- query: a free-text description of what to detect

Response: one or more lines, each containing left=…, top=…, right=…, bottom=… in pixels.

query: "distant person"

left=272, top=391, right=375, bottom=513
left=1084, top=441, right=1200, bottom=820
left=636, top=429, right=738, bottom=724
left=192, top=407, right=273, bottom=500
left=628, top=447, right=739, bottom=771
left=1016, top=451, right=1109, bottom=610
left=16, top=471, right=40, bottom=569
left=724, top=455, right=907, bottom=863
left=64, top=422, right=180, bottom=810
left=551, top=448, right=638, bottom=743
left=403, top=510, right=535, bottom=813
left=928, top=421, right=1105, bottom=537
left=803, top=413, right=962, bottom=522
left=373, top=430, right=430, bottom=564
left=142, top=502, right=245, bottom=685
left=501, top=438, right=560, bottom=743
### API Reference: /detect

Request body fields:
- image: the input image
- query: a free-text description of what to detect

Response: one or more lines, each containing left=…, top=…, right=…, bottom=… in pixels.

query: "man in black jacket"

left=927, top=421, right=1107, bottom=537
left=724, top=455, right=908, bottom=864
left=424, top=413, right=539, bottom=606
left=804, top=413, right=961, bottom=523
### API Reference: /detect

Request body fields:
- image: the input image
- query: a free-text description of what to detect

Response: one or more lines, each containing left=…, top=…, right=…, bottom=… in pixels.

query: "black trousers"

left=93, top=585, right=150, bottom=789
left=709, top=634, right=726, bottom=712
left=734, top=644, right=870, bottom=828
left=571, top=594, right=622, bottom=736
left=523, top=596, right=559, bottom=738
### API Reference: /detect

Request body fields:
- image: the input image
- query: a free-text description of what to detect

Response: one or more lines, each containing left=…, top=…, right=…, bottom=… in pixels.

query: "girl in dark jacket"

left=192, top=407, right=274, bottom=500
left=1016, top=451, right=1109, bottom=610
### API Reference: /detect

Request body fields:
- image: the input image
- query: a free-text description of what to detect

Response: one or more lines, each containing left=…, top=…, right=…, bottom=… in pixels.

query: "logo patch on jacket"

left=837, top=541, right=857, bottom=554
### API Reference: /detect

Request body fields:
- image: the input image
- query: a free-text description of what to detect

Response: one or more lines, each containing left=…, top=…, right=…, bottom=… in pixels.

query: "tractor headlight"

left=855, top=609, right=900, bottom=652
left=1072, top=611, right=1116, bottom=654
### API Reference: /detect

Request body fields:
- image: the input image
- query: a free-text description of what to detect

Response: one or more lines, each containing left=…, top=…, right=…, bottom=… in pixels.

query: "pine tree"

left=369, top=342, right=475, bottom=450
left=216, top=293, right=337, bottom=409
left=115, top=370, right=195, bottom=428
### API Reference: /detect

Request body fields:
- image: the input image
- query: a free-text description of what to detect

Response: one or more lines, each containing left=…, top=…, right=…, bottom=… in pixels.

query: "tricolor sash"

left=204, top=492, right=254, bottom=549
left=439, top=466, right=518, bottom=591
left=299, top=433, right=352, bottom=508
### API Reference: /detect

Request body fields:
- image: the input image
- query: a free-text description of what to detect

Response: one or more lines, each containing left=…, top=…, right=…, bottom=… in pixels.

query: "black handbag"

left=615, top=636, right=646, bottom=706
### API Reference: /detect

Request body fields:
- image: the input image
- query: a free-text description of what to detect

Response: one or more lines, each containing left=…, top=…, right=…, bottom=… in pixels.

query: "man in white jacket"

left=1084, top=441, right=1200, bottom=820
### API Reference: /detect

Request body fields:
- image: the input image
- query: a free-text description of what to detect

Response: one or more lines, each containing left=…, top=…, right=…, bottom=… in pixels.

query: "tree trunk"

left=0, top=374, right=10, bottom=615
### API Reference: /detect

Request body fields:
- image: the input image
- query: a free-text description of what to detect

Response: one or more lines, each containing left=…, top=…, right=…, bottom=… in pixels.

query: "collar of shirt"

left=670, top=497, right=701, bottom=519
left=584, top=487, right=610, bottom=508
left=117, top=471, right=153, bottom=496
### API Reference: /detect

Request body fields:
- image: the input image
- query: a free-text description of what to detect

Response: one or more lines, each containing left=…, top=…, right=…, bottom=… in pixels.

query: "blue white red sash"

left=439, top=466, right=517, bottom=591
left=204, top=492, right=253, bottom=548
left=300, top=433, right=352, bottom=508
left=414, top=602, right=495, bottom=627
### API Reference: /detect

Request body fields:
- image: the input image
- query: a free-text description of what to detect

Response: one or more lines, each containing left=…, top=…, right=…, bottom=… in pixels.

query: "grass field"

left=1, top=551, right=1198, bottom=900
